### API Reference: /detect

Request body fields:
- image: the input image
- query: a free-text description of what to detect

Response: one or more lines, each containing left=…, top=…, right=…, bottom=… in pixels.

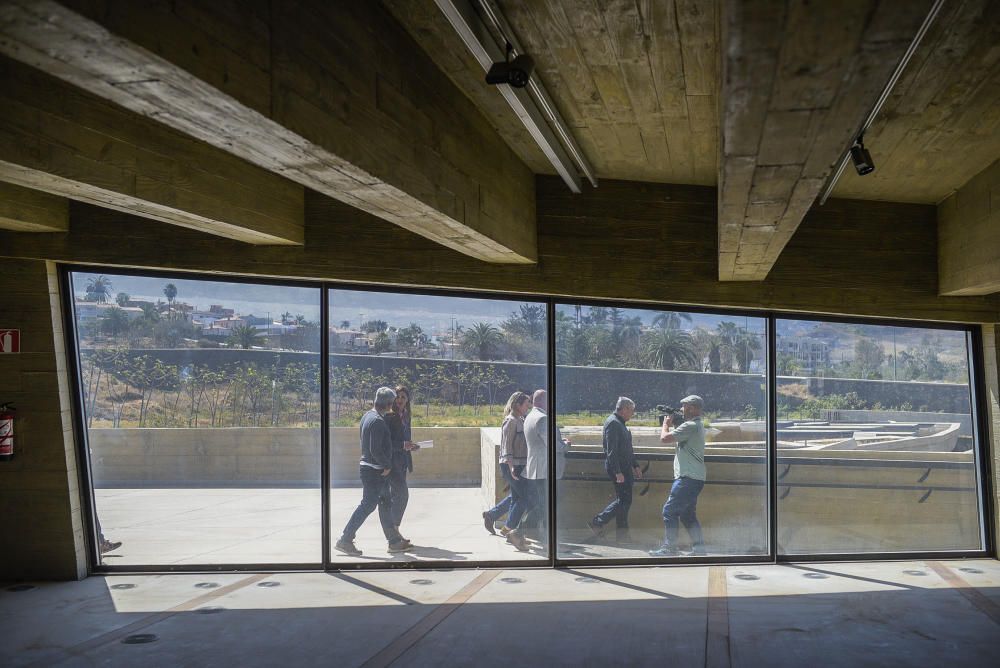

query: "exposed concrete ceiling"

left=388, top=0, right=1000, bottom=201
left=388, top=0, right=1000, bottom=289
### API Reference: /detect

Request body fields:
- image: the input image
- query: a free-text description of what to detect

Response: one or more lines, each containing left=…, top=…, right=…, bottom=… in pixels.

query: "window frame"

left=59, top=264, right=994, bottom=574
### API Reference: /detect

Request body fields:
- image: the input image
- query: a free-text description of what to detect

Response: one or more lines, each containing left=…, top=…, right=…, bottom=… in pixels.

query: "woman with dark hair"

left=482, top=391, right=531, bottom=538
left=385, top=385, right=418, bottom=540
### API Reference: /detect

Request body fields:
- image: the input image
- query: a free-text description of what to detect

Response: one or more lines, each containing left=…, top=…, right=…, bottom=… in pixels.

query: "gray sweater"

left=359, top=409, right=393, bottom=469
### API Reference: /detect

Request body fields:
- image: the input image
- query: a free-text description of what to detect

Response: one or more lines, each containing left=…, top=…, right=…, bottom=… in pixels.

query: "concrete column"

left=0, top=259, right=86, bottom=580
left=983, top=324, right=1000, bottom=556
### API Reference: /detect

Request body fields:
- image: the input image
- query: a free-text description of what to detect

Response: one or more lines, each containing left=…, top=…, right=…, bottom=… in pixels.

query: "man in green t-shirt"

left=650, top=395, right=707, bottom=556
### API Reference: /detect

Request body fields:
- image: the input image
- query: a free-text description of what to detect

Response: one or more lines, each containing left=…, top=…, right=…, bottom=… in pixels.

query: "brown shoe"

left=100, top=539, right=122, bottom=554
left=506, top=531, right=529, bottom=552
left=499, top=526, right=513, bottom=537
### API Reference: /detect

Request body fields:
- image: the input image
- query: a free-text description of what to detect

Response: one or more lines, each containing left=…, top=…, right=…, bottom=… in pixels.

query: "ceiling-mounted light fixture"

left=485, top=42, right=534, bottom=88
left=850, top=134, right=875, bottom=176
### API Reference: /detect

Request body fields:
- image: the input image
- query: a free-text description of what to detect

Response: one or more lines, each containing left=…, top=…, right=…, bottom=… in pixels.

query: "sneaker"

left=587, top=518, right=607, bottom=538
left=648, top=545, right=679, bottom=557
left=335, top=538, right=362, bottom=556
left=506, top=531, right=529, bottom=552
left=687, top=546, right=708, bottom=556
left=100, top=539, right=122, bottom=554
left=388, top=539, right=412, bottom=553
left=482, top=511, right=496, bottom=535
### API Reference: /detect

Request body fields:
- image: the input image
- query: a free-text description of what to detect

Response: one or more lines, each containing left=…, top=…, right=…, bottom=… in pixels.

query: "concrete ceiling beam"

left=717, top=0, right=936, bottom=281
left=0, top=0, right=536, bottom=263
left=0, top=181, right=68, bottom=233
left=0, top=58, right=304, bottom=245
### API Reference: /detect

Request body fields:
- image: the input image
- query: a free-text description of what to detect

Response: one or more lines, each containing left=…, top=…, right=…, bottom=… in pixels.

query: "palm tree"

left=642, top=328, right=697, bottom=370
left=653, top=311, right=693, bottom=330
left=280, top=311, right=293, bottom=325
left=163, top=284, right=178, bottom=318
left=229, top=324, right=264, bottom=350
left=462, top=322, right=503, bottom=360
left=100, top=306, right=130, bottom=339
left=115, top=292, right=130, bottom=307
left=85, top=275, right=113, bottom=303
left=717, top=322, right=761, bottom=373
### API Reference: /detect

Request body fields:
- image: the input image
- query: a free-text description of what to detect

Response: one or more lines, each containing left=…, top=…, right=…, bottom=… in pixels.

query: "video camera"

left=656, top=404, right=684, bottom=428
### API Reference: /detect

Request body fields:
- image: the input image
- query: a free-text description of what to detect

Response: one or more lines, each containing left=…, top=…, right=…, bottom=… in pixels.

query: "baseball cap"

left=679, top=394, right=703, bottom=408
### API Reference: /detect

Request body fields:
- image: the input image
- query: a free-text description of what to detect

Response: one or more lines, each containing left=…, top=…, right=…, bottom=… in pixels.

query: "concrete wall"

left=939, top=158, right=1000, bottom=296
left=482, top=428, right=983, bottom=554
left=89, top=427, right=483, bottom=487
left=0, top=259, right=86, bottom=580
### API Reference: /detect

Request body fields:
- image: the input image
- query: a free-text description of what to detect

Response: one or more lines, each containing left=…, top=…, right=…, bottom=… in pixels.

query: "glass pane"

left=554, top=305, right=768, bottom=559
left=71, top=272, right=322, bottom=565
left=776, top=319, right=983, bottom=554
left=328, top=290, right=548, bottom=563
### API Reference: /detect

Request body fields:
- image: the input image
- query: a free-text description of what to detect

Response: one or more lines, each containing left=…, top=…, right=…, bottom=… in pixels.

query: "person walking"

left=482, top=391, right=532, bottom=536
left=335, top=387, right=412, bottom=557
left=650, top=395, right=707, bottom=556
left=588, top=397, right=642, bottom=544
left=385, top=385, right=419, bottom=541
left=508, top=389, right=549, bottom=551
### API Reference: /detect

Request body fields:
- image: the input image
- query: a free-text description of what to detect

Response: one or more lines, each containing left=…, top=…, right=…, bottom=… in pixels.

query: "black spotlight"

left=850, top=134, right=875, bottom=176
left=485, top=43, right=534, bottom=89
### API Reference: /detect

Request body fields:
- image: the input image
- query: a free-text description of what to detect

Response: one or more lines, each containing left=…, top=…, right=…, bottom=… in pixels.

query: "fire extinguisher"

left=0, top=403, right=14, bottom=461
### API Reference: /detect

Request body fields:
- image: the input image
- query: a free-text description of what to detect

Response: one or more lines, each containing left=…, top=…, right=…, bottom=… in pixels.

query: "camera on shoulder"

left=656, top=404, right=684, bottom=428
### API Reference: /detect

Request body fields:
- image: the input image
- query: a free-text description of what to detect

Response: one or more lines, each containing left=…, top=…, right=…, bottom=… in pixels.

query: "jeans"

left=593, top=469, right=633, bottom=529
left=519, top=478, right=548, bottom=535
left=387, top=452, right=409, bottom=528
left=661, top=477, right=705, bottom=549
left=486, top=463, right=527, bottom=529
left=341, top=466, right=402, bottom=543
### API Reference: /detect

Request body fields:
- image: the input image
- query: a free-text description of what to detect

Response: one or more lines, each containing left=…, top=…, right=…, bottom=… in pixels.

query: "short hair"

left=374, top=386, right=396, bottom=411
left=615, top=396, right=635, bottom=412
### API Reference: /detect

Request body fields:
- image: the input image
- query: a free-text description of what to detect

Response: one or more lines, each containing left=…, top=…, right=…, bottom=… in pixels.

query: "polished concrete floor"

left=3, top=559, right=999, bottom=667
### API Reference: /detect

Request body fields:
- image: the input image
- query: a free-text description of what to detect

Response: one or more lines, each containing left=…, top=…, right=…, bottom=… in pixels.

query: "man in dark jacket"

left=335, top=387, right=411, bottom=557
left=588, top=396, right=642, bottom=543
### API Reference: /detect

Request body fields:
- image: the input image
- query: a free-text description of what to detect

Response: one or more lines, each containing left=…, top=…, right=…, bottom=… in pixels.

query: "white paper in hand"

left=416, top=440, right=434, bottom=448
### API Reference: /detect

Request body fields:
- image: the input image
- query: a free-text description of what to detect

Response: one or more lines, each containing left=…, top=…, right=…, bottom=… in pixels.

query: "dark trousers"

left=661, top=477, right=705, bottom=549
left=486, top=463, right=528, bottom=529
left=341, top=466, right=401, bottom=543
left=593, top=469, right=633, bottom=529
left=387, top=452, right=409, bottom=528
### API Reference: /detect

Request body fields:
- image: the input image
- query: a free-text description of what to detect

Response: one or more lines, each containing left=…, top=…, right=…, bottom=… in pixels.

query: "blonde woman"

left=482, top=391, right=531, bottom=537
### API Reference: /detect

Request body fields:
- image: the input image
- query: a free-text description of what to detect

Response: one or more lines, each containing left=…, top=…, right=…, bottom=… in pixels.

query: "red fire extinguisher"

left=0, top=403, right=14, bottom=461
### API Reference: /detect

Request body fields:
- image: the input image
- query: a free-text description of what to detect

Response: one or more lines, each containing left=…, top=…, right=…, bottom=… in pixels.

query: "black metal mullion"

left=969, top=327, right=996, bottom=557
left=546, top=300, right=557, bottom=566
left=321, top=285, right=331, bottom=568
left=767, top=314, right=778, bottom=562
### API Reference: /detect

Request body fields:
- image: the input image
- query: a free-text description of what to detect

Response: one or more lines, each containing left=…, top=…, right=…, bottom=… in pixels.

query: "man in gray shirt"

left=650, top=395, right=707, bottom=556
left=335, top=387, right=411, bottom=557
left=507, top=389, right=549, bottom=551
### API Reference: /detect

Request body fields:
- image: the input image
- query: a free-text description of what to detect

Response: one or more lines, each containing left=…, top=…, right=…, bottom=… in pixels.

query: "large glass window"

left=328, top=290, right=548, bottom=563
left=554, top=305, right=768, bottom=560
left=70, top=272, right=322, bottom=566
left=65, top=268, right=989, bottom=569
left=776, top=319, right=984, bottom=554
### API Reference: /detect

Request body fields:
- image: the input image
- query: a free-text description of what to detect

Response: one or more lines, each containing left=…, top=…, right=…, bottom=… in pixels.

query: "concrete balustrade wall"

left=89, top=427, right=484, bottom=487
left=482, top=428, right=983, bottom=554
left=89, top=423, right=984, bottom=554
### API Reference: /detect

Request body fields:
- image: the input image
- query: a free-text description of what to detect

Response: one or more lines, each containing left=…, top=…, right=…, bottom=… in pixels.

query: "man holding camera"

left=650, top=395, right=707, bottom=557
left=588, top=396, right=642, bottom=544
